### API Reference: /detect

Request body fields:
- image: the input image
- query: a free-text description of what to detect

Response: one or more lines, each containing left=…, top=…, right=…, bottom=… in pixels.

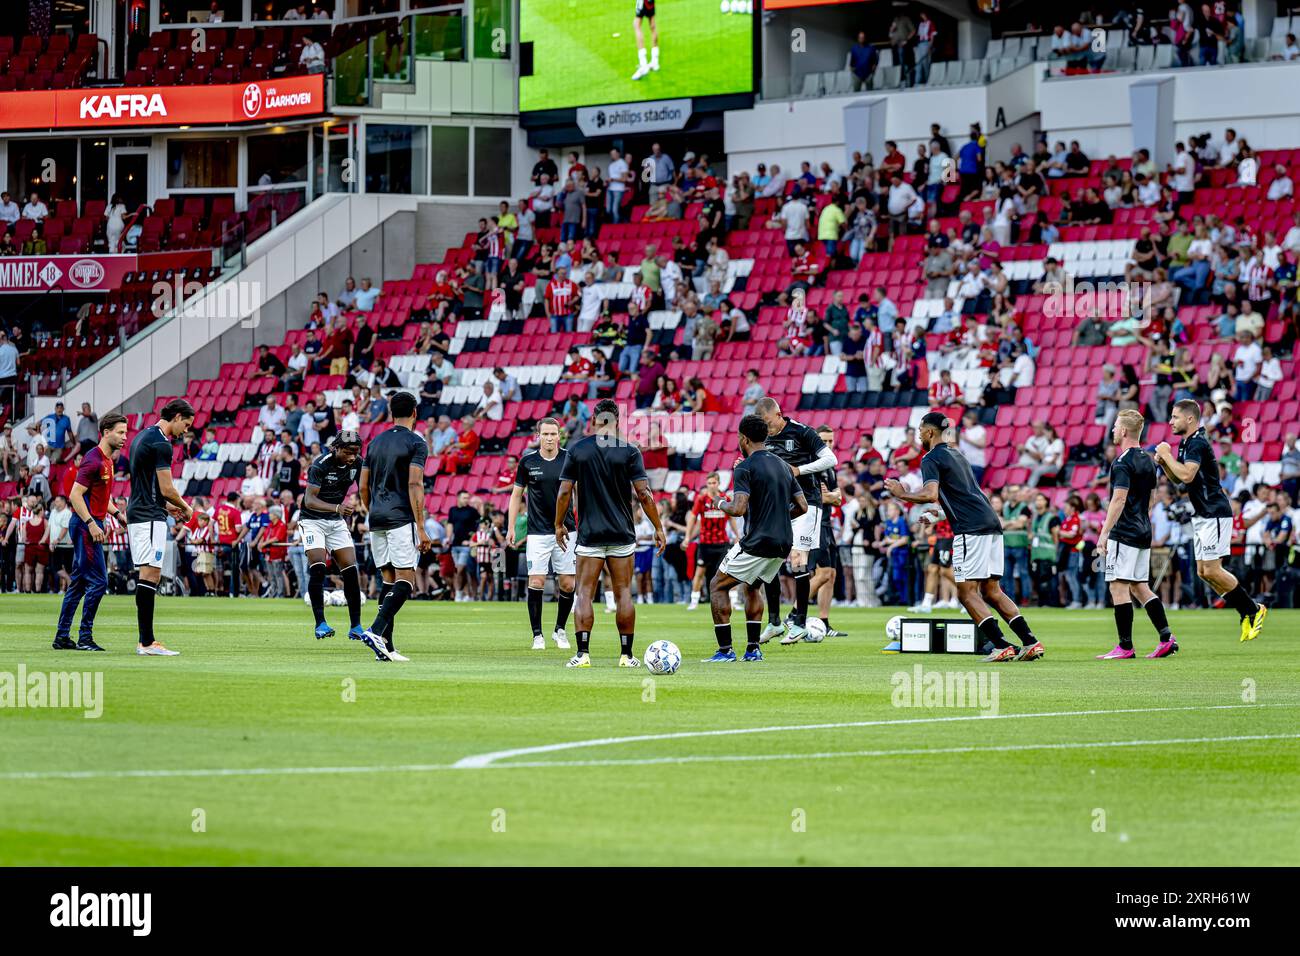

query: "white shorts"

left=370, top=523, right=419, bottom=570
left=1105, top=539, right=1151, bottom=583
left=1191, top=516, right=1233, bottom=561
left=526, top=532, right=577, bottom=576
left=952, top=532, right=1004, bottom=583
left=575, top=542, right=636, bottom=559
left=791, top=506, right=822, bottom=553
left=718, top=542, right=784, bottom=585
left=300, top=516, right=353, bottom=553
left=129, top=520, right=168, bottom=569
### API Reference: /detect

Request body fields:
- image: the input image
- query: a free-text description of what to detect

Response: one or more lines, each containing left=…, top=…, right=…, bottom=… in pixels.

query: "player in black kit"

left=126, top=398, right=194, bottom=657
left=886, top=411, right=1044, bottom=662
left=507, top=417, right=575, bottom=651
left=753, top=397, right=838, bottom=644
left=1154, top=399, right=1266, bottom=642
left=554, top=399, right=665, bottom=668
left=706, top=415, right=810, bottom=662
left=299, top=430, right=364, bottom=641
left=358, top=391, right=430, bottom=662
left=809, top=425, right=847, bottom=638
left=1094, top=410, right=1178, bottom=659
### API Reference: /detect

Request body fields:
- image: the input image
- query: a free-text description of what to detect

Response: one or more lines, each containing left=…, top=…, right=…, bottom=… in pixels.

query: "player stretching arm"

left=1153, top=399, right=1266, bottom=642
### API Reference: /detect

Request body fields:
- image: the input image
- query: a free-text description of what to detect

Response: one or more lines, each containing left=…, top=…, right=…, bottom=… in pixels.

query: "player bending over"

left=1094, top=410, right=1178, bottom=659
left=1154, top=399, right=1267, bottom=642
left=632, top=0, right=660, bottom=80
left=300, top=430, right=365, bottom=642
left=885, top=411, right=1044, bottom=662
left=753, top=397, right=838, bottom=644
left=53, top=412, right=128, bottom=652
left=126, top=398, right=196, bottom=656
left=705, top=415, right=809, bottom=662
left=358, top=391, right=432, bottom=662
left=507, top=418, right=575, bottom=651
left=554, top=399, right=665, bottom=667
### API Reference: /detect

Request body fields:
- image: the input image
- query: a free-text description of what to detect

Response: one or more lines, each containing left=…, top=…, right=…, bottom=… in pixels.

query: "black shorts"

left=697, top=543, right=729, bottom=575
left=931, top=537, right=953, bottom=568
left=636, top=0, right=656, bottom=18
left=51, top=548, right=73, bottom=576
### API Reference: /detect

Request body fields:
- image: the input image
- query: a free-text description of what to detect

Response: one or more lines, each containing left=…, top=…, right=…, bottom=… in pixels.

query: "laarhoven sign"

left=0, top=75, right=324, bottom=131
left=0, top=255, right=139, bottom=293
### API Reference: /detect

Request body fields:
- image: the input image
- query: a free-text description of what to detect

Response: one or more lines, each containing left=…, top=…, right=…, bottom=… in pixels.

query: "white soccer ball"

left=644, top=640, right=682, bottom=675
left=358, top=591, right=367, bottom=607
left=886, top=615, right=903, bottom=641
left=328, top=589, right=347, bottom=607
left=303, top=591, right=313, bottom=606
left=804, top=618, right=827, bottom=642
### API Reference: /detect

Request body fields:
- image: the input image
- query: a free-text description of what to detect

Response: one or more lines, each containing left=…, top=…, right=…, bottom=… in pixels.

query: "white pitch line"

left=450, top=703, right=1268, bottom=768
left=1, top=731, right=1295, bottom=781
left=494, top=733, right=1300, bottom=769
left=0, top=703, right=1274, bottom=781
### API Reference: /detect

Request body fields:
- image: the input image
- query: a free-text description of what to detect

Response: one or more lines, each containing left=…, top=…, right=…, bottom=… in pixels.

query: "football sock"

left=1007, top=614, right=1036, bottom=646
left=690, top=590, right=700, bottom=608
left=638, top=48, right=648, bottom=68
left=793, top=571, right=811, bottom=627
left=1142, top=595, right=1173, bottom=640
left=527, top=587, right=544, bottom=637
left=921, top=592, right=934, bottom=610
left=651, top=45, right=659, bottom=66
left=376, top=580, right=392, bottom=634
left=604, top=589, right=616, bottom=610
left=1113, top=601, right=1134, bottom=650
left=1223, top=584, right=1258, bottom=620
left=576, top=630, right=591, bottom=654
left=339, top=564, right=362, bottom=629
left=820, top=616, right=831, bottom=632
left=307, top=562, right=327, bottom=626
left=556, top=588, right=574, bottom=630
left=765, top=577, right=782, bottom=624
left=370, top=579, right=410, bottom=644
left=746, top=620, right=762, bottom=652
left=135, top=581, right=157, bottom=646
left=714, top=623, right=732, bottom=651
left=977, top=615, right=1009, bottom=649
left=620, top=633, right=635, bottom=657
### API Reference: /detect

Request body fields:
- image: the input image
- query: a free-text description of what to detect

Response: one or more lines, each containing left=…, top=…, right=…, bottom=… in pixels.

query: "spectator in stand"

left=258, top=394, right=288, bottom=435
left=40, top=403, right=72, bottom=464
left=73, top=403, right=98, bottom=455
left=817, top=197, right=846, bottom=260
left=21, top=191, right=48, bottom=222
left=299, top=36, right=325, bottom=73
left=529, top=175, right=557, bottom=227
left=928, top=369, right=962, bottom=406
left=606, top=148, right=631, bottom=224
left=440, top=415, right=480, bottom=474
left=888, top=12, right=915, bottom=87
left=767, top=192, right=811, bottom=256
left=847, top=31, right=879, bottom=90
left=1267, top=164, right=1294, bottom=201
left=635, top=348, right=666, bottom=409
left=354, top=277, right=380, bottom=311
left=544, top=266, right=578, bottom=333
left=651, top=376, right=681, bottom=412
left=1019, top=421, right=1064, bottom=487
left=740, top=369, right=765, bottom=415
left=0, top=192, right=18, bottom=226
left=336, top=277, right=358, bottom=310
left=1232, top=330, right=1263, bottom=401
left=474, top=380, right=504, bottom=421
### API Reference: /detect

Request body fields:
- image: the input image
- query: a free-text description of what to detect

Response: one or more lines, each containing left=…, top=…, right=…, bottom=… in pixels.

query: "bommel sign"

left=0, top=75, right=324, bottom=131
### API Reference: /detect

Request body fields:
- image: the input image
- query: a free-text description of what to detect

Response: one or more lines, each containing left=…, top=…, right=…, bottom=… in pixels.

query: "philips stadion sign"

left=575, top=99, right=693, bottom=137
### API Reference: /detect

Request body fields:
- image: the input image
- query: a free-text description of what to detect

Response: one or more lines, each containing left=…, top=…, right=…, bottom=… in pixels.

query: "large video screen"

left=519, top=0, right=753, bottom=112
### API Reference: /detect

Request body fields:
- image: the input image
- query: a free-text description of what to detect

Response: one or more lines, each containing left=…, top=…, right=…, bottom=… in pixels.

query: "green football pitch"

left=0, top=595, right=1296, bottom=866
left=519, top=2, right=752, bottom=112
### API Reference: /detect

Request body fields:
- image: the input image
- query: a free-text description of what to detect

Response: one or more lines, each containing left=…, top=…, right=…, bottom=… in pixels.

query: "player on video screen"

left=632, top=0, right=660, bottom=80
